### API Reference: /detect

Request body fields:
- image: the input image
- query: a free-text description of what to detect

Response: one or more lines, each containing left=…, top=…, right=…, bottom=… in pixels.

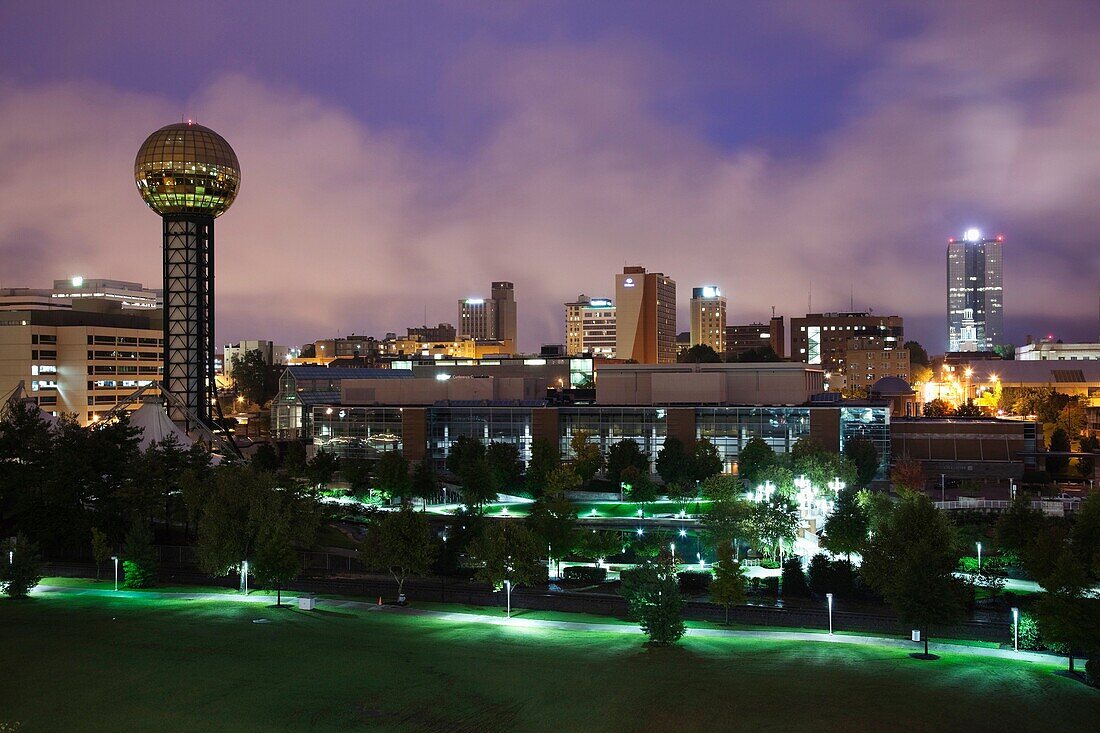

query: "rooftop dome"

left=870, top=376, right=914, bottom=397
left=134, top=122, right=240, bottom=217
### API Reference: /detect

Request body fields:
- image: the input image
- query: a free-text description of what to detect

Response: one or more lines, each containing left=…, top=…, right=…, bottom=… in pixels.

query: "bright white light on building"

left=436, top=373, right=451, bottom=381
left=701, top=286, right=720, bottom=298
left=71, top=276, right=84, bottom=287
left=964, top=228, right=981, bottom=242
left=464, top=298, right=484, bottom=305
left=623, top=278, right=635, bottom=287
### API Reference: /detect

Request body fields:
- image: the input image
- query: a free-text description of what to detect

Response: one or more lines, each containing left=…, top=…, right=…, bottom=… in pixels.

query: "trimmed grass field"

left=1, top=593, right=1097, bottom=732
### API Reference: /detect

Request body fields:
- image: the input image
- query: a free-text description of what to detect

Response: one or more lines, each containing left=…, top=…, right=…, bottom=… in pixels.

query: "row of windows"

left=30, top=334, right=57, bottom=345
left=31, top=350, right=56, bottom=360
left=87, top=350, right=160, bottom=360
left=87, top=335, right=162, bottom=346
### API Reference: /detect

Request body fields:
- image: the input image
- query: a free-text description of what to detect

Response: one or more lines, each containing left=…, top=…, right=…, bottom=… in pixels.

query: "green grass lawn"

left=2, top=593, right=1097, bottom=732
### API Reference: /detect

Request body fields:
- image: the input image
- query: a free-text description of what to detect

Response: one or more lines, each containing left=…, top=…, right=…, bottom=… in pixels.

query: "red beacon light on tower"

left=996, top=234, right=1005, bottom=242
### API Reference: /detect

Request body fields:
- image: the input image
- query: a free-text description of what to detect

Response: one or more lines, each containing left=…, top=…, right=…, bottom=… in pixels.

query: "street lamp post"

left=504, top=579, right=512, bottom=619
left=976, top=542, right=982, bottom=573
left=826, top=593, right=834, bottom=635
left=111, top=555, right=119, bottom=592
left=1012, top=607, right=1020, bottom=652
left=242, top=560, right=249, bottom=595
left=940, top=474, right=945, bottom=503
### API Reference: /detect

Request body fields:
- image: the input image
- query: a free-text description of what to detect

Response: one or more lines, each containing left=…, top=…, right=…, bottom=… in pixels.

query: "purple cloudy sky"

left=1, top=1, right=1098, bottom=352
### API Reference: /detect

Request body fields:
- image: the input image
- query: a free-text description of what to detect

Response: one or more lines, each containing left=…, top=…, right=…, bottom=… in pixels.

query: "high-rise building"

left=459, top=281, right=517, bottom=353
left=615, top=266, right=676, bottom=364
left=565, top=295, right=617, bottom=357
left=947, top=228, right=1004, bottom=352
left=790, top=312, right=903, bottom=379
left=690, top=286, right=726, bottom=355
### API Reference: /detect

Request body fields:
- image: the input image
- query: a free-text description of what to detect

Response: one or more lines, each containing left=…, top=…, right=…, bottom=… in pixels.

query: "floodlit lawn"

left=2, top=594, right=1098, bottom=732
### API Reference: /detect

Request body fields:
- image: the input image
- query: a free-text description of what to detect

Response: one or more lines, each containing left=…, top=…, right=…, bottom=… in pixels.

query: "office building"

left=615, top=266, right=676, bottom=364
left=947, top=228, right=1004, bottom=352
left=564, top=295, right=616, bottom=357
left=223, top=340, right=290, bottom=378
left=725, top=317, right=786, bottom=361
left=690, top=286, right=726, bottom=355
left=0, top=306, right=163, bottom=425
left=1, top=278, right=162, bottom=313
left=459, top=282, right=517, bottom=353
left=842, top=336, right=911, bottom=393
left=407, top=323, right=456, bottom=342
left=790, top=312, right=904, bottom=375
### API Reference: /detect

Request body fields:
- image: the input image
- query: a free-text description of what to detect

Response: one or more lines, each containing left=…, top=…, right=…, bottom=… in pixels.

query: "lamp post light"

left=1012, top=607, right=1020, bottom=652
left=504, top=579, right=512, bottom=619
left=242, top=560, right=249, bottom=595
left=940, top=474, right=945, bottom=503
left=826, top=593, right=834, bottom=635
left=976, top=542, right=982, bottom=573
left=111, top=555, right=119, bottom=592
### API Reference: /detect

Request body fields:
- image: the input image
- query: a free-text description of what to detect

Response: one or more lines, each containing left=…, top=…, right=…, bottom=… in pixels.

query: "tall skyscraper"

left=690, top=286, right=726, bottom=355
left=458, top=281, right=517, bottom=353
left=947, top=229, right=1004, bottom=352
left=615, top=266, right=676, bottom=364
left=564, top=295, right=616, bottom=357
left=135, top=122, right=240, bottom=428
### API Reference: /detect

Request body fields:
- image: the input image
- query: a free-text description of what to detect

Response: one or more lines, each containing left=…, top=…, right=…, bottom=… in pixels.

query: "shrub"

left=748, top=576, right=780, bottom=597
left=807, top=554, right=856, bottom=597
left=781, top=557, right=810, bottom=597
left=1086, top=658, right=1099, bottom=688
left=562, top=566, right=607, bottom=584
left=1017, top=611, right=1042, bottom=651
left=677, top=570, right=712, bottom=595
left=123, top=520, right=157, bottom=589
left=760, top=559, right=780, bottom=570
left=123, top=559, right=156, bottom=589
left=1, top=534, right=44, bottom=598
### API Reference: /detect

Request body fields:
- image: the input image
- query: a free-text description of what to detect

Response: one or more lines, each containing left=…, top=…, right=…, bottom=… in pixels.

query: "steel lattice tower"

left=135, top=122, right=240, bottom=428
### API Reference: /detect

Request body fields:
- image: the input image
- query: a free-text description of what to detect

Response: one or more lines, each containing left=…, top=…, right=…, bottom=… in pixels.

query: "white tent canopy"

left=127, top=397, right=195, bottom=452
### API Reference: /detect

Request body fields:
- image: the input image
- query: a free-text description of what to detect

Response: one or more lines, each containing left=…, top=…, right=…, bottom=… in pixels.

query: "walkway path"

left=31, top=584, right=1062, bottom=666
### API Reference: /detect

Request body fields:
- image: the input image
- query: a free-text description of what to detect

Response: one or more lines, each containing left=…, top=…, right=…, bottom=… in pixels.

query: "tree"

left=527, top=467, right=581, bottom=577
left=90, top=527, right=111, bottom=581
left=446, top=435, right=485, bottom=477
left=250, top=483, right=320, bottom=605
left=231, top=349, right=278, bottom=406
left=904, top=341, right=930, bottom=369
left=467, top=522, right=544, bottom=592
left=656, top=436, right=692, bottom=486
left=890, top=457, right=926, bottom=492
left=570, top=430, right=604, bottom=483
left=305, top=449, right=339, bottom=489
left=821, top=487, right=870, bottom=562
left=1056, top=403, right=1086, bottom=440
left=341, top=457, right=373, bottom=498
left=575, top=529, right=622, bottom=566
left=732, top=346, right=780, bottom=363
left=1034, top=548, right=1100, bottom=674
left=1047, top=428, right=1070, bottom=475
left=923, top=399, right=952, bottom=417
left=1, top=534, right=43, bottom=598
left=362, top=506, right=437, bottom=603
left=692, top=438, right=723, bottom=482
left=737, top=437, right=775, bottom=487
left=459, top=457, right=498, bottom=512
left=953, top=399, right=983, bottom=418
left=844, top=438, right=879, bottom=487
left=619, top=550, right=685, bottom=644
left=782, top=556, right=811, bottom=597
left=1071, top=490, right=1100, bottom=576
left=710, top=542, right=747, bottom=624
left=410, top=458, right=439, bottom=505
left=526, top=438, right=560, bottom=491
left=745, top=495, right=799, bottom=561
left=486, top=442, right=523, bottom=492
left=375, top=450, right=411, bottom=503
left=700, top=478, right=752, bottom=553
left=1078, top=435, right=1098, bottom=479
left=607, top=439, right=649, bottom=485
left=620, top=465, right=658, bottom=504
left=679, top=344, right=722, bottom=363
left=996, top=497, right=1046, bottom=562
left=859, top=491, right=966, bottom=658
left=122, top=519, right=157, bottom=589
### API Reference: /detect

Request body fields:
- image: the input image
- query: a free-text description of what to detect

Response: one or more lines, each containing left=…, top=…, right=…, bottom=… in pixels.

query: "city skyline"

left=1, top=2, right=1099, bottom=351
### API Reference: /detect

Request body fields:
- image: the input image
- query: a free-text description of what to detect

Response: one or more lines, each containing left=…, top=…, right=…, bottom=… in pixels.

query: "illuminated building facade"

left=615, top=266, right=676, bottom=364
left=790, top=312, right=904, bottom=379
left=459, top=281, right=517, bottom=353
left=564, top=295, right=617, bottom=357
left=690, top=286, right=726, bottom=355
left=947, top=228, right=1004, bottom=352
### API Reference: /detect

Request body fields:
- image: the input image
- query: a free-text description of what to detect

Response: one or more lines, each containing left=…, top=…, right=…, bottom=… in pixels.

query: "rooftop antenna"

left=771, top=305, right=776, bottom=318
left=808, top=280, right=812, bottom=314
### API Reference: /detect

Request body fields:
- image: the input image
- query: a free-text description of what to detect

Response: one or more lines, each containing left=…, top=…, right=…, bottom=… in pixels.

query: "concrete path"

left=30, top=584, right=1063, bottom=666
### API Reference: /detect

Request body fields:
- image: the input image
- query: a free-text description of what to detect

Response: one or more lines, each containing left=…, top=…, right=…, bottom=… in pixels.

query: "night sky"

left=1, top=1, right=1098, bottom=352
